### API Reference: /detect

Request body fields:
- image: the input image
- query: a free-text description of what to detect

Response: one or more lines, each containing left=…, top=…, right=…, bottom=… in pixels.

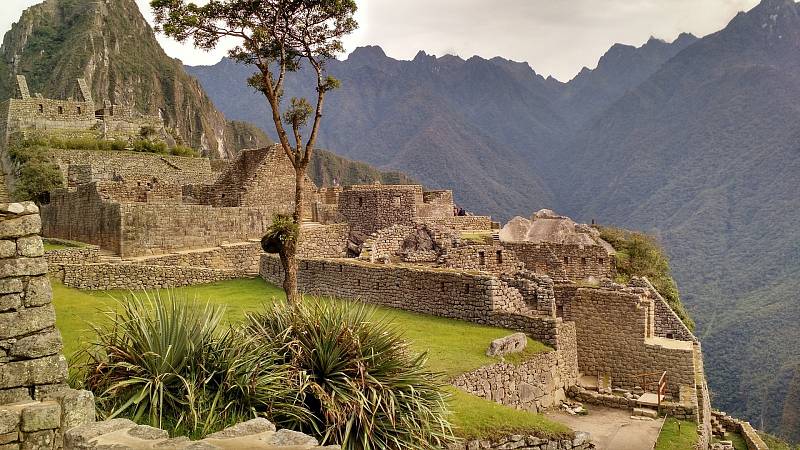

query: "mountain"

left=187, top=0, right=800, bottom=440
left=0, top=0, right=268, bottom=157
left=548, top=0, right=800, bottom=437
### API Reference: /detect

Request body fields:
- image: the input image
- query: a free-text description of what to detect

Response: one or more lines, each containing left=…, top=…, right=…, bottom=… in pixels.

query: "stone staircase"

left=711, top=415, right=727, bottom=437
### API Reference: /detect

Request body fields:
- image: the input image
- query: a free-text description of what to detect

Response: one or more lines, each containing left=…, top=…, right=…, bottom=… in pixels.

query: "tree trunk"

left=282, top=165, right=307, bottom=304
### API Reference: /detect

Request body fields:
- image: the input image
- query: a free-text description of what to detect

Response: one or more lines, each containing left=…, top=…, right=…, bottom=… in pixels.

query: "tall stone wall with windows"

left=0, top=201, right=95, bottom=450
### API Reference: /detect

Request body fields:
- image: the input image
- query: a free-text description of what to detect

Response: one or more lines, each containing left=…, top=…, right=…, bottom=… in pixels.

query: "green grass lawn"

left=52, top=278, right=551, bottom=376
left=52, top=277, right=566, bottom=439
left=43, top=238, right=88, bottom=252
left=655, top=418, right=698, bottom=450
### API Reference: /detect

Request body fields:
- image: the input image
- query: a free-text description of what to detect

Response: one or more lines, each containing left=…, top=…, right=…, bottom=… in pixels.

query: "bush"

left=598, top=226, right=695, bottom=331
left=7, top=141, right=63, bottom=203
left=170, top=145, right=199, bottom=157
left=72, top=293, right=306, bottom=438
left=245, top=300, right=456, bottom=449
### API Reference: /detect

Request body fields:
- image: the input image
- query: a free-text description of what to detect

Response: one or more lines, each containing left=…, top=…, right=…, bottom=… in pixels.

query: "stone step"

left=632, top=407, right=659, bottom=419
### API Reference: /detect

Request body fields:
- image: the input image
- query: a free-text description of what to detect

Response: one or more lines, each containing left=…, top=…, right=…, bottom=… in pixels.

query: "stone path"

left=546, top=405, right=664, bottom=450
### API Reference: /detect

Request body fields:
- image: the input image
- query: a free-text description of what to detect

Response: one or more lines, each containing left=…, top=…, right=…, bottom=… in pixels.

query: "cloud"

left=2, top=0, right=760, bottom=80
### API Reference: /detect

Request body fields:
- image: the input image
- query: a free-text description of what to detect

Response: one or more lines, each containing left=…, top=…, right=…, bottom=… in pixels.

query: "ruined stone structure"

left=0, top=76, right=162, bottom=145
left=0, top=202, right=96, bottom=450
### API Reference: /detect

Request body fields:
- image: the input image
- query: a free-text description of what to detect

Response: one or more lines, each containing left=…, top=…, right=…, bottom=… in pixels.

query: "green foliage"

left=759, top=432, right=800, bottom=450
left=447, top=387, right=571, bottom=440
left=245, top=299, right=456, bottom=449
left=12, top=134, right=199, bottom=157
left=72, top=292, right=306, bottom=438
left=7, top=138, right=63, bottom=203
left=598, top=226, right=695, bottom=331
left=654, top=418, right=698, bottom=450
left=308, top=149, right=417, bottom=187
left=261, top=214, right=299, bottom=254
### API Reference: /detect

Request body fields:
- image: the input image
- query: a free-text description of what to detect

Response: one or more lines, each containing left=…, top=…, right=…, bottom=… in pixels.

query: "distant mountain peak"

left=346, top=45, right=388, bottom=63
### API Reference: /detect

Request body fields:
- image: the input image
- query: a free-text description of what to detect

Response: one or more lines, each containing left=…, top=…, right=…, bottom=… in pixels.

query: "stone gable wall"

left=629, top=277, right=697, bottom=342
left=567, top=286, right=695, bottom=396
left=503, top=242, right=615, bottom=282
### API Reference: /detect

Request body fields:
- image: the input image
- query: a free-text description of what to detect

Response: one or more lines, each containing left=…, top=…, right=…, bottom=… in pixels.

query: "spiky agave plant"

left=74, top=291, right=306, bottom=438
left=245, top=299, right=456, bottom=449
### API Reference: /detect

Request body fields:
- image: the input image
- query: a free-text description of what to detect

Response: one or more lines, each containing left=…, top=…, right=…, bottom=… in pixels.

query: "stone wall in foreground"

left=56, top=263, right=249, bottom=290
left=449, top=432, right=592, bottom=450
left=452, top=322, right=578, bottom=413
left=0, top=202, right=95, bottom=450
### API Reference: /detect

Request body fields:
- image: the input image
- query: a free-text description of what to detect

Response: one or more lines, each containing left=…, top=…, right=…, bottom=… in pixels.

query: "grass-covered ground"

left=43, top=238, right=88, bottom=252
left=713, top=432, right=748, bottom=450
left=51, top=277, right=567, bottom=440
left=654, top=418, right=698, bottom=450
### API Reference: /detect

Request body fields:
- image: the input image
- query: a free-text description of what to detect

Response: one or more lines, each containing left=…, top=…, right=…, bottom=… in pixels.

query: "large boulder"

left=486, top=333, right=527, bottom=357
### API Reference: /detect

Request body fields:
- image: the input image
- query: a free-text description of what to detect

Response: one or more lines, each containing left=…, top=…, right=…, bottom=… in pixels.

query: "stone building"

left=0, top=76, right=163, bottom=146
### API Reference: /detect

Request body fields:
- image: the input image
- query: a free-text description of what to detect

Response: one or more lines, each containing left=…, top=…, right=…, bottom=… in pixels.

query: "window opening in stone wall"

left=496, top=250, right=503, bottom=264
left=38, top=104, right=43, bottom=113
left=58, top=106, right=63, bottom=114
left=478, top=251, right=485, bottom=266
left=557, top=305, right=564, bottom=318
left=77, top=106, right=81, bottom=114
left=564, top=256, right=570, bottom=264
left=666, top=333, right=675, bottom=339
left=464, top=284, right=470, bottom=294
left=599, top=258, right=604, bottom=265
left=358, top=197, right=363, bottom=207
left=581, top=257, right=587, bottom=265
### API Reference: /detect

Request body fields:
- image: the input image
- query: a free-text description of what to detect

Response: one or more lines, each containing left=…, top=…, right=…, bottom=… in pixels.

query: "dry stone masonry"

left=0, top=202, right=96, bottom=450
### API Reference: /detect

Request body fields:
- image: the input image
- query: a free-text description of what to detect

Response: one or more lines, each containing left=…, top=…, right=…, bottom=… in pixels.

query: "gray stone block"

left=0, top=242, right=16, bottom=259
left=9, top=330, right=62, bottom=359
left=64, top=418, right=136, bottom=448
left=0, top=305, right=56, bottom=339
left=0, top=408, right=21, bottom=435
left=0, top=431, right=17, bottom=445
left=0, top=216, right=40, bottom=239
left=0, top=295, right=21, bottom=313
left=0, top=279, right=23, bottom=295
left=205, top=418, right=275, bottom=439
left=16, top=237, right=43, bottom=258
left=0, top=390, right=31, bottom=405
left=19, top=429, right=54, bottom=450
left=54, top=389, right=95, bottom=431
left=22, top=277, right=51, bottom=308
left=267, top=429, right=318, bottom=446
left=0, top=258, right=47, bottom=280
left=127, top=425, right=167, bottom=441
left=0, top=355, right=67, bottom=389
left=20, top=403, right=60, bottom=432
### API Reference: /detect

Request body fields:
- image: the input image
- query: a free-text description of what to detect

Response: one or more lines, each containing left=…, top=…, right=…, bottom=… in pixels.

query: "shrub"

left=245, top=300, right=456, bottom=449
left=72, top=293, right=306, bottom=438
left=170, top=145, right=199, bottom=157
left=7, top=140, right=63, bottom=203
left=598, top=226, right=695, bottom=331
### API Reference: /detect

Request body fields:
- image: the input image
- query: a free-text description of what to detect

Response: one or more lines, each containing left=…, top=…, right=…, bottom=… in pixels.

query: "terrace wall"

left=57, top=263, right=248, bottom=290
left=41, top=184, right=123, bottom=254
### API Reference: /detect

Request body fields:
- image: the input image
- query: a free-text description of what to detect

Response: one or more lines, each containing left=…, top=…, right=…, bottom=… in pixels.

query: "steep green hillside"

left=0, top=0, right=267, bottom=157
left=309, top=149, right=416, bottom=187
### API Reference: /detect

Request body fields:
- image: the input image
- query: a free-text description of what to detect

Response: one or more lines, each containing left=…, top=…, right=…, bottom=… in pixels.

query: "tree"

left=150, top=0, right=357, bottom=303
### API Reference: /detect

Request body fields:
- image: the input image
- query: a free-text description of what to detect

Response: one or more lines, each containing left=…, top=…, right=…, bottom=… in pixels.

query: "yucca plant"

left=73, top=292, right=306, bottom=438
left=245, top=299, right=456, bottom=449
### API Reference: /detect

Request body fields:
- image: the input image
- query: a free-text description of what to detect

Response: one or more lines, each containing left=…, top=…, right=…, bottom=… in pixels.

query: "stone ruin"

left=0, top=202, right=336, bottom=449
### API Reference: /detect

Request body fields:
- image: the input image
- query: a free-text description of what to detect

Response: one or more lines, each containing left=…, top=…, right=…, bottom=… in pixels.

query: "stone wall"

left=298, top=224, right=349, bottom=259
left=41, top=184, right=122, bottom=254
left=360, top=224, right=415, bottom=262
left=126, top=241, right=263, bottom=274
left=65, top=418, right=337, bottom=449
left=337, top=185, right=423, bottom=235
left=566, top=285, right=695, bottom=397
left=0, top=201, right=96, bottom=450
left=712, top=411, right=769, bottom=450
left=415, top=215, right=494, bottom=231
left=452, top=324, right=578, bottom=413
left=259, top=254, right=575, bottom=350
left=695, top=345, right=713, bottom=450
left=49, top=149, right=218, bottom=186
left=629, top=277, right=697, bottom=342
left=439, top=243, right=520, bottom=276
left=451, top=432, right=592, bottom=450
left=502, top=242, right=614, bottom=282
left=56, top=263, right=248, bottom=290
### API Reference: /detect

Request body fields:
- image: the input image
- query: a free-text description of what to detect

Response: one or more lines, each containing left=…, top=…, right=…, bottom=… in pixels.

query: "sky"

left=1, top=0, right=760, bottom=81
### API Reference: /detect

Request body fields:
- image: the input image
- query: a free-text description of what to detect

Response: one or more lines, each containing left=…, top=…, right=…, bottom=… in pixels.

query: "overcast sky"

left=2, top=0, right=760, bottom=81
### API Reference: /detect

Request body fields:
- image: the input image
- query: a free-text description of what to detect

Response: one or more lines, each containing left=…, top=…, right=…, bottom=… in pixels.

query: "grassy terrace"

left=52, top=277, right=570, bottom=440
left=654, top=418, right=698, bottom=450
